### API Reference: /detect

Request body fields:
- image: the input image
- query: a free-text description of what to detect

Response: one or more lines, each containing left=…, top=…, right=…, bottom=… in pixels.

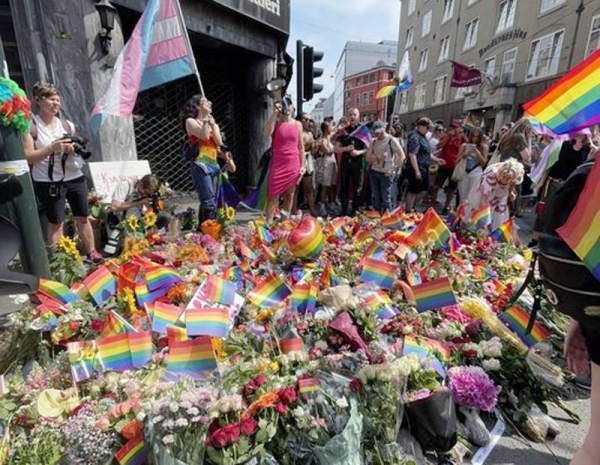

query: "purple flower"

left=447, top=366, right=502, bottom=412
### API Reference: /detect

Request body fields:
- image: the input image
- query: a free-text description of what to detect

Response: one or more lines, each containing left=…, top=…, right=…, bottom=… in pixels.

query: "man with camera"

left=22, top=82, right=102, bottom=262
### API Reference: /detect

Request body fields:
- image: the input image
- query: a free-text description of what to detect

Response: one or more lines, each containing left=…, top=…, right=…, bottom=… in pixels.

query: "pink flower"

left=95, top=416, right=110, bottom=430
left=440, top=305, right=472, bottom=324
left=448, top=366, right=502, bottom=412
left=274, top=402, right=288, bottom=416
left=240, top=418, right=258, bottom=436
left=349, top=378, right=363, bottom=393
left=278, top=386, right=297, bottom=406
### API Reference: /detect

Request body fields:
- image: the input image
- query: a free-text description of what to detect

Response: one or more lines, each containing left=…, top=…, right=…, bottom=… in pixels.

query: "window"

left=357, top=77, right=361, bottom=85
left=501, top=47, right=517, bottom=84
left=442, top=0, right=454, bottom=24
left=399, top=90, right=409, bottom=112
left=496, top=0, right=517, bottom=33
left=540, top=0, right=565, bottom=14
left=345, top=91, right=351, bottom=100
left=363, top=92, right=368, bottom=105
left=355, top=95, right=360, bottom=107
left=468, top=0, right=480, bottom=5
left=484, top=56, right=496, bottom=78
left=388, top=71, right=394, bottom=79
left=408, top=0, right=416, bottom=16
left=370, top=74, right=375, bottom=83
left=422, top=10, right=432, bottom=37
left=438, top=36, right=451, bottom=63
left=369, top=91, right=374, bottom=104
left=406, top=26, right=414, bottom=48
left=586, top=15, right=600, bottom=58
left=455, top=86, right=472, bottom=100
left=418, top=49, right=429, bottom=72
left=433, top=76, right=448, bottom=104
left=463, top=18, right=479, bottom=50
left=414, top=83, right=426, bottom=109
left=527, top=29, right=564, bottom=80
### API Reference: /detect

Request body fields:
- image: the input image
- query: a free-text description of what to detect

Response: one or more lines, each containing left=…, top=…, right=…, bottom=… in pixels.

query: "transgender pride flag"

left=90, top=0, right=199, bottom=133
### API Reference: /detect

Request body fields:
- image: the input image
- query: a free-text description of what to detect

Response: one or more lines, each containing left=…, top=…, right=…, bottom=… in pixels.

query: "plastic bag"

left=520, top=405, right=548, bottom=442
left=459, top=406, right=490, bottom=447
left=314, top=399, right=363, bottom=465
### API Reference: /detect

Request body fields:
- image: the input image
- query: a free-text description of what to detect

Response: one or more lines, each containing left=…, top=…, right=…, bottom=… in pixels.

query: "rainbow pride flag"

left=186, top=307, right=230, bottom=338
left=328, top=217, right=348, bottom=239
left=298, top=377, right=319, bottom=394
left=394, top=241, right=412, bottom=261
left=381, top=209, right=404, bottom=229
left=261, top=244, right=278, bottom=264
left=523, top=50, right=600, bottom=135
left=222, top=266, right=243, bottom=291
left=500, top=305, right=551, bottom=347
left=202, top=275, right=236, bottom=306
left=405, top=264, right=422, bottom=286
left=144, top=264, right=181, bottom=291
left=83, top=266, right=116, bottom=306
left=134, top=279, right=169, bottom=307
left=403, top=335, right=447, bottom=377
left=321, top=261, right=339, bottom=287
left=280, top=337, right=304, bottom=354
left=166, top=337, right=217, bottom=380
left=248, top=274, right=291, bottom=308
left=490, top=219, right=513, bottom=243
left=362, top=242, right=386, bottom=262
left=97, top=333, right=133, bottom=371
left=407, top=208, right=451, bottom=249
left=66, top=341, right=96, bottom=382
left=256, top=223, right=274, bottom=244
left=463, top=113, right=477, bottom=130
left=557, top=157, right=600, bottom=280
left=128, top=331, right=153, bottom=368
left=292, top=281, right=318, bottom=314
left=470, top=205, right=492, bottom=230
left=38, top=278, right=80, bottom=304
left=101, top=311, right=127, bottom=339
left=166, top=324, right=188, bottom=345
left=364, top=290, right=399, bottom=320
left=360, top=257, right=396, bottom=290
left=411, top=277, right=457, bottom=312
left=353, top=229, right=372, bottom=243
left=70, top=282, right=89, bottom=300
left=238, top=241, right=257, bottom=261
left=362, top=210, right=381, bottom=219
left=115, top=433, right=148, bottom=465
left=152, top=302, right=184, bottom=334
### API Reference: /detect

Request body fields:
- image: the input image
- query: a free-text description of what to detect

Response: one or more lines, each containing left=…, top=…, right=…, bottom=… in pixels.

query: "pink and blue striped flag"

left=90, top=0, right=199, bottom=133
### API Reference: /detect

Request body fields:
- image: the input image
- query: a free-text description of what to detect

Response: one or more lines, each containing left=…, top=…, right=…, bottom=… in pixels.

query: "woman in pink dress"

left=263, top=97, right=304, bottom=224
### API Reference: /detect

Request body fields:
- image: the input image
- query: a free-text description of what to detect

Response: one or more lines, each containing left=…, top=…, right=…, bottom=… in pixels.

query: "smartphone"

left=281, top=99, right=289, bottom=114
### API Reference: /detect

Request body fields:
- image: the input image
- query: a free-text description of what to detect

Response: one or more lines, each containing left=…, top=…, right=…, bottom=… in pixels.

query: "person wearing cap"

left=405, top=117, right=445, bottom=212
left=366, top=121, right=406, bottom=214
left=430, top=120, right=466, bottom=213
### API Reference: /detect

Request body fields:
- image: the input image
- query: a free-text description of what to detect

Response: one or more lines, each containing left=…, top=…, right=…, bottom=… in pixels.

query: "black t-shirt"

left=548, top=142, right=590, bottom=181
left=338, top=123, right=366, bottom=162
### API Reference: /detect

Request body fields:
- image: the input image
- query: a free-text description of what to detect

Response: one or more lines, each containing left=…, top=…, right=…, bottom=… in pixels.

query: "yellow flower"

left=256, top=308, right=274, bottom=323
left=143, top=210, right=157, bottom=229
left=127, top=215, right=139, bottom=232
left=269, top=362, right=279, bottom=372
left=226, top=206, right=236, bottom=221
left=59, top=236, right=82, bottom=263
left=131, top=239, right=149, bottom=256
left=522, top=249, right=533, bottom=261
left=122, top=288, right=137, bottom=314
left=212, top=337, right=224, bottom=362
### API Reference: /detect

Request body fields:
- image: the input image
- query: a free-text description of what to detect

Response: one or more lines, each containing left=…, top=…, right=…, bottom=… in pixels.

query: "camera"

left=63, top=135, right=92, bottom=160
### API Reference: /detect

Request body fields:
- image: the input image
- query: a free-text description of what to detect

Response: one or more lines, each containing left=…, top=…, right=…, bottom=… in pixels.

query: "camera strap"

left=47, top=152, right=67, bottom=185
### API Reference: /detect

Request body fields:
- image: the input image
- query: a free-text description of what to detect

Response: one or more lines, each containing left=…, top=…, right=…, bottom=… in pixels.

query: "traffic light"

left=296, top=40, right=324, bottom=114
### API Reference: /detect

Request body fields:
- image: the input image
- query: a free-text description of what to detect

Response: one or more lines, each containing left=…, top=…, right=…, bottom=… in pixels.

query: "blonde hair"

left=495, top=158, right=524, bottom=185
left=33, top=82, right=60, bottom=100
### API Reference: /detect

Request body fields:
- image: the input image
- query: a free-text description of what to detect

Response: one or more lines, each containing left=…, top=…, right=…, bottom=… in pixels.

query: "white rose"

left=482, top=358, right=501, bottom=372
left=336, top=397, right=349, bottom=409
left=162, top=434, right=175, bottom=445
left=315, top=340, right=328, bottom=351
left=169, top=402, right=179, bottom=413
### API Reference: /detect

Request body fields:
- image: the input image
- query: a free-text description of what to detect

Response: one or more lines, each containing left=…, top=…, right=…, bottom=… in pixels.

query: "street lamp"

left=95, top=0, right=118, bottom=55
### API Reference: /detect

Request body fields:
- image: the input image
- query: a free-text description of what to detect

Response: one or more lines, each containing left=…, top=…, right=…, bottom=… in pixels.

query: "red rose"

left=465, top=320, right=482, bottom=334
left=463, top=349, right=479, bottom=358
left=221, top=423, right=241, bottom=444
left=240, top=418, right=258, bottom=436
left=278, top=386, right=297, bottom=406
left=349, top=378, right=363, bottom=393
left=274, top=402, right=287, bottom=416
left=69, top=321, right=79, bottom=331
left=91, top=319, right=102, bottom=332
left=208, top=419, right=221, bottom=435
left=254, top=374, right=267, bottom=386
left=157, top=337, right=169, bottom=350
left=209, top=429, right=229, bottom=448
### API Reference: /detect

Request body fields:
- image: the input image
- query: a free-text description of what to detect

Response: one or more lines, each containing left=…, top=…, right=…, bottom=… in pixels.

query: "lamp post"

left=95, top=0, right=118, bottom=55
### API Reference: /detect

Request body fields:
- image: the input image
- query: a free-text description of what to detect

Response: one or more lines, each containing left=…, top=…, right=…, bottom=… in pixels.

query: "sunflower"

left=131, top=239, right=149, bottom=256
left=58, top=236, right=82, bottom=263
left=121, top=288, right=138, bottom=314
left=127, top=215, right=139, bottom=232
left=143, top=210, right=157, bottom=229
left=211, top=337, right=224, bottom=362
left=225, top=206, right=236, bottom=221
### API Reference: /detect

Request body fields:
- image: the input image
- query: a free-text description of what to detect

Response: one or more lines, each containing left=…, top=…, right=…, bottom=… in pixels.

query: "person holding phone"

left=22, top=82, right=101, bottom=262
left=263, top=96, right=304, bottom=224
left=456, top=128, right=488, bottom=203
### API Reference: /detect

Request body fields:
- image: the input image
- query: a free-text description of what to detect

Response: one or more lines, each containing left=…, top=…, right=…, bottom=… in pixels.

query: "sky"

left=286, top=0, right=401, bottom=113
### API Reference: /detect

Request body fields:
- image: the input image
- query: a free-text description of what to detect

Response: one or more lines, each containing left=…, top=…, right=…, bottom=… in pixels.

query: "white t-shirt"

left=31, top=114, right=82, bottom=183
left=371, top=134, right=401, bottom=173
left=111, top=181, right=135, bottom=203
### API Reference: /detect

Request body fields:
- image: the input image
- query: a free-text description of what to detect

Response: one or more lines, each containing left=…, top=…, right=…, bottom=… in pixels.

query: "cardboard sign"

left=88, top=160, right=151, bottom=200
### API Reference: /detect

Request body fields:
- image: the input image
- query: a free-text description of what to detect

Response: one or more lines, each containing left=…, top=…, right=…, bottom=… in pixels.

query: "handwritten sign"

left=88, top=160, right=151, bottom=200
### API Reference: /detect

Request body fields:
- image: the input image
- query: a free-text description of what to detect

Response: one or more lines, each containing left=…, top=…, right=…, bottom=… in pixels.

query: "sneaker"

left=88, top=250, right=104, bottom=263
left=317, top=204, right=328, bottom=217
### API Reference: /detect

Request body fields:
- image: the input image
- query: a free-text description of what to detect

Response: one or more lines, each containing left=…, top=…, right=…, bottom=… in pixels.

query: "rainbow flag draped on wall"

left=557, top=157, right=600, bottom=280
left=523, top=50, right=600, bottom=135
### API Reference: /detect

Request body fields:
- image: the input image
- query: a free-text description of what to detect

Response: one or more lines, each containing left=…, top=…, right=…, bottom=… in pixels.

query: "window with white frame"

left=414, top=83, right=426, bottom=109
left=355, top=95, right=360, bottom=107
left=540, top=0, right=565, bottom=14
left=501, top=47, right=517, bottom=84
left=408, top=0, right=416, bottom=16
left=433, top=76, right=448, bottom=104
left=438, top=36, right=451, bottom=63
left=527, top=29, right=564, bottom=80
left=484, top=56, right=496, bottom=78
left=419, top=49, right=429, bottom=72
left=586, top=15, right=600, bottom=58
left=496, top=0, right=517, bottom=34
left=399, top=91, right=409, bottom=112
left=442, top=0, right=454, bottom=24
left=369, top=91, right=374, bottom=104
left=363, top=92, right=368, bottom=105
left=468, top=0, right=479, bottom=5
left=463, top=18, right=479, bottom=50
left=406, top=26, right=414, bottom=48
left=455, top=86, right=473, bottom=100
left=422, top=10, right=432, bottom=37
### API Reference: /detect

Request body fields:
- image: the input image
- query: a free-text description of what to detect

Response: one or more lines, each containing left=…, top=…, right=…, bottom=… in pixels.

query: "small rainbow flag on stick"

left=407, top=208, right=451, bottom=249
left=135, top=279, right=169, bottom=307
left=361, top=257, right=396, bottom=290
left=256, top=223, right=274, bottom=243
left=362, top=210, right=381, bottom=219
left=238, top=241, right=257, bottom=261
left=298, top=377, right=319, bottom=394
left=83, top=266, right=117, bottom=306
left=381, top=209, right=404, bottom=229
left=128, top=331, right=153, bottom=368
left=292, top=281, right=318, bottom=314
left=490, top=219, right=513, bottom=243
left=248, top=274, right=291, bottom=308
left=166, top=337, right=217, bottom=380
left=411, top=277, right=457, bottom=312
left=470, top=205, right=492, bottom=230
left=364, top=291, right=399, bottom=320
left=500, top=305, right=551, bottom=348
left=101, top=311, right=127, bottom=339
left=362, top=242, right=386, bottom=262
left=403, top=335, right=448, bottom=377
left=115, top=433, right=148, bottom=465
left=166, top=324, right=188, bottom=345
left=97, top=333, right=133, bottom=371
left=202, top=275, right=236, bottom=306
left=280, top=337, right=304, bottom=354
left=144, top=264, right=181, bottom=291
left=186, top=307, right=230, bottom=338
left=38, top=278, right=80, bottom=304
left=321, top=261, right=339, bottom=287
left=66, top=341, right=97, bottom=382
left=152, top=302, right=184, bottom=334
left=557, top=157, right=600, bottom=280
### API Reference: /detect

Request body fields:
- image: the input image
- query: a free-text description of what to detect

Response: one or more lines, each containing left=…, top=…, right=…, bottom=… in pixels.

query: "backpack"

left=30, top=117, right=74, bottom=141
left=538, top=161, right=600, bottom=329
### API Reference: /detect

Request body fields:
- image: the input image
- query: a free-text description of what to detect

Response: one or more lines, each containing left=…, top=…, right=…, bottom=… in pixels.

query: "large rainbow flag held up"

left=523, top=49, right=600, bottom=135
left=557, top=157, right=600, bottom=280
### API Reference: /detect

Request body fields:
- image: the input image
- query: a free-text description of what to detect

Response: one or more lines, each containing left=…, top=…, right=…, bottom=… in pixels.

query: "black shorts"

left=34, top=176, right=89, bottom=224
left=407, top=166, right=430, bottom=194
left=435, top=167, right=458, bottom=190
left=580, top=324, right=600, bottom=366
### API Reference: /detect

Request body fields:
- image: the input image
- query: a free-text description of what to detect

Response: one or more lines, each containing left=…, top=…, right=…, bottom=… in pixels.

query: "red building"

left=344, top=64, right=395, bottom=122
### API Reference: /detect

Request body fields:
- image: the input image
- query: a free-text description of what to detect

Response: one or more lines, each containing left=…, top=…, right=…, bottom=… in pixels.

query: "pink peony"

left=448, top=366, right=502, bottom=412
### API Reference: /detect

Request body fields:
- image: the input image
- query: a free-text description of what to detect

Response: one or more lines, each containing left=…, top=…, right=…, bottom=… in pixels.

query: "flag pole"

left=174, top=0, right=205, bottom=96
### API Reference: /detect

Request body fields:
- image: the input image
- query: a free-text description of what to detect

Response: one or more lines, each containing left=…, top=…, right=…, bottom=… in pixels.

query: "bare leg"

left=74, top=216, right=96, bottom=255
left=405, top=193, right=417, bottom=212
left=266, top=197, right=279, bottom=225
left=443, top=188, right=455, bottom=211
left=571, top=362, right=600, bottom=465
left=47, top=222, right=63, bottom=246
left=303, top=175, right=315, bottom=215
left=282, top=185, right=296, bottom=214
